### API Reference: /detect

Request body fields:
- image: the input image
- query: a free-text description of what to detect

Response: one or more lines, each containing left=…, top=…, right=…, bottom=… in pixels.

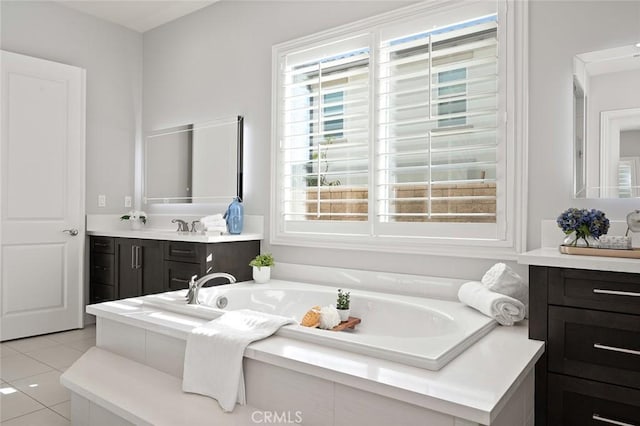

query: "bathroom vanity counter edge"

left=518, top=247, right=640, bottom=274
left=87, top=229, right=263, bottom=243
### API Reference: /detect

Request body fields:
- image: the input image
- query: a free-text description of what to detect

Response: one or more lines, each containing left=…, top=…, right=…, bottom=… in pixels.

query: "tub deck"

left=86, top=285, right=543, bottom=425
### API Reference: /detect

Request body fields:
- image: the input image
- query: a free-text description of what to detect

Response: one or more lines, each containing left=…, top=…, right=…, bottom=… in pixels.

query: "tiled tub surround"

left=66, top=268, right=543, bottom=426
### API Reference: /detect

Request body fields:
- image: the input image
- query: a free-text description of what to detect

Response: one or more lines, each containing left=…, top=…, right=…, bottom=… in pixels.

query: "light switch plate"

left=124, top=196, right=132, bottom=208
left=98, top=195, right=106, bottom=207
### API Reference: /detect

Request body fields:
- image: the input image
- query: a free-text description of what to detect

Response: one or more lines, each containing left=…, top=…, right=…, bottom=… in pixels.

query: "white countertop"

left=87, top=296, right=543, bottom=425
left=87, top=229, right=263, bottom=243
left=518, top=247, right=640, bottom=274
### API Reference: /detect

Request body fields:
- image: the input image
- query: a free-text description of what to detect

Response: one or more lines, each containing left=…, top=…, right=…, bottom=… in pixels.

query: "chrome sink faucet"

left=171, top=219, right=189, bottom=232
left=186, top=272, right=237, bottom=305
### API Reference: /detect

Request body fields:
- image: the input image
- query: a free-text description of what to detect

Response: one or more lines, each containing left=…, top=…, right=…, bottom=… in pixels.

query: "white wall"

left=0, top=0, right=142, bottom=214
left=4, top=0, right=639, bottom=281
left=142, top=0, right=527, bottom=280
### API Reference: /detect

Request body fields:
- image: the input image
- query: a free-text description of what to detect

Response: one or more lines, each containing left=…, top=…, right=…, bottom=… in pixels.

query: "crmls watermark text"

left=251, top=410, right=303, bottom=424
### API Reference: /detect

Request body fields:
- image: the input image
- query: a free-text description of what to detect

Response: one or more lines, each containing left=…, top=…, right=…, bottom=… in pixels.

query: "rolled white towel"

left=202, top=219, right=227, bottom=227
left=204, top=225, right=227, bottom=234
left=481, top=263, right=529, bottom=316
left=201, top=214, right=224, bottom=222
left=458, top=281, right=525, bottom=326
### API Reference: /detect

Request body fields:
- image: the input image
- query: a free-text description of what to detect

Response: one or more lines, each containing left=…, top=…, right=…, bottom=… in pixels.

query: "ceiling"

left=55, top=1, right=219, bottom=33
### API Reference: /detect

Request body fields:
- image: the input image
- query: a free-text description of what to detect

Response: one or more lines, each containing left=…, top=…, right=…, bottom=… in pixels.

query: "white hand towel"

left=182, top=309, right=295, bottom=412
left=458, top=281, right=525, bottom=326
left=204, top=225, right=227, bottom=234
left=481, top=263, right=529, bottom=315
left=201, top=218, right=227, bottom=227
left=201, top=214, right=224, bottom=222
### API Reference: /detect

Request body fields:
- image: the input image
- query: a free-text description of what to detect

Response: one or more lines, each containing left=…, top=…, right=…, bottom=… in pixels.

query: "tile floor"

left=0, top=325, right=96, bottom=425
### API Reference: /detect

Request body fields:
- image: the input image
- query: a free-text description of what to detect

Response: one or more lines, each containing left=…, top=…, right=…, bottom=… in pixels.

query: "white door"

left=1, top=50, right=86, bottom=341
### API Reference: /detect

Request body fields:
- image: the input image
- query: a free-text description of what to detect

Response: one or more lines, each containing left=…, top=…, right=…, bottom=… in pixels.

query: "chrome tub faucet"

left=186, top=272, right=237, bottom=305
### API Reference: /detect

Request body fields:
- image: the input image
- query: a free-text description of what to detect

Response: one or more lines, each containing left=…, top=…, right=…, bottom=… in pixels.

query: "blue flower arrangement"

left=557, top=208, right=610, bottom=247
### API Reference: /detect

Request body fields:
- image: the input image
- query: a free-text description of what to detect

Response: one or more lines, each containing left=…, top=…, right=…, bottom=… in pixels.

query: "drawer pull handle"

left=593, top=414, right=635, bottom=426
left=93, top=266, right=108, bottom=271
left=593, top=288, right=640, bottom=297
left=594, top=343, right=640, bottom=356
left=172, top=249, right=194, bottom=255
left=95, top=242, right=110, bottom=247
left=172, top=278, right=190, bottom=284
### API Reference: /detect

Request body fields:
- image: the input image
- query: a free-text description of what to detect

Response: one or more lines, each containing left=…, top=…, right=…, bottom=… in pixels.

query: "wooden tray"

left=331, top=317, right=361, bottom=331
left=559, top=245, right=640, bottom=259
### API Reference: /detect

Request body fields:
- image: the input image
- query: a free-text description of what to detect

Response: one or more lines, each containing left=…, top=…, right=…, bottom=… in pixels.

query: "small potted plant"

left=120, top=210, right=147, bottom=230
left=249, top=253, right=274, bottom=284
left=336, top=289, right=350, bottom=322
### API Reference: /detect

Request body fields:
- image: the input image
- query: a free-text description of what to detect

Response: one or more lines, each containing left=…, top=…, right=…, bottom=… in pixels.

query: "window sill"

left=270, top=231, right=521, bottom=261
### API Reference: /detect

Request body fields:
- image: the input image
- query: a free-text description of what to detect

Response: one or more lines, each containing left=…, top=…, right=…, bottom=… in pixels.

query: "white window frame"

left=270, top=0, right=528, bottom=260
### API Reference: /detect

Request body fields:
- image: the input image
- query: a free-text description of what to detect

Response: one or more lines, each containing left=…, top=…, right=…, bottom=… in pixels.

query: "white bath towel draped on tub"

left=182, top=309, right=295, bottom=412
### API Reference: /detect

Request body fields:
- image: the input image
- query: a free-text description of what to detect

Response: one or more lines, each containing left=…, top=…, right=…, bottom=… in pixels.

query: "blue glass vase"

left=224, top=197, right=243, bottom=235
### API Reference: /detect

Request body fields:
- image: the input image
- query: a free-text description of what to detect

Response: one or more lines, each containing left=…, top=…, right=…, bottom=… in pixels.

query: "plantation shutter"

left=279, top=34, right=370, bottom=230
left=376, top=15, right=499, bottom=225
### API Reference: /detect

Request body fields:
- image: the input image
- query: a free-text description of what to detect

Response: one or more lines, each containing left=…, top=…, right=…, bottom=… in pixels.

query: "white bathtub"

left=140, top=280, right=496, bottom=370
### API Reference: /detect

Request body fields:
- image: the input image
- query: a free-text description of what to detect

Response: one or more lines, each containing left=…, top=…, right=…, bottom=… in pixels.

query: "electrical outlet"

left=98, top=194, right=106, bottom=208
left=124, top=196, right=132, bottom=208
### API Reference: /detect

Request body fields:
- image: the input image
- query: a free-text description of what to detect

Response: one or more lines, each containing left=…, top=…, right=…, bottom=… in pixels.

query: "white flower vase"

left=337, top=308, right=350, bottom=322
left=130, top=219, right=144, bottom=230
left=252, top=266, right=271, bottom=284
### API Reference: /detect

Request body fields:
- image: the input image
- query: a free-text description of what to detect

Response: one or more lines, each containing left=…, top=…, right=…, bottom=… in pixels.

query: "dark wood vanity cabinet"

left=89, top=236, right=116, bottom=303
left=90, top=236, right=259, bottom=302
left=530, top=266, right=640, bottom=426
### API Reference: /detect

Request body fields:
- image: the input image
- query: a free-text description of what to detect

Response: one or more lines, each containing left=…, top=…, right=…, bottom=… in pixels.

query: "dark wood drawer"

left=549, top=306, right=640, bottom=389
left=90, top=236, right=115, bottom=254
left=548, top=268, right=640, bottom=315
left=164, top=261, right=206, bottom=291
left=210, top=240, right=259, bottom=283
left=90, top=284, right=115, bottom=304
left=90, top=253, right=115, bottom=285
left=548, top=373, right=640, bottom=426
left=164, top=241, right=204, bottom=263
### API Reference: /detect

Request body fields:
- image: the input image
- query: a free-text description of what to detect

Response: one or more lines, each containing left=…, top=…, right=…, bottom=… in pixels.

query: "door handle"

left=592, top=413, right=634, bottom=426
left=62, top=228, right=79, bottom=236
left=136, top=246, right=141, bottom=269
left=594, top=343, right=640, bottom=356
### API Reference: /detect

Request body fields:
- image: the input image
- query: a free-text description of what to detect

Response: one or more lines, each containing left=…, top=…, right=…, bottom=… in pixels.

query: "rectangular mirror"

left=573, top=44, right=640, bottom=198
left=144, top=116, right=243, bottom=204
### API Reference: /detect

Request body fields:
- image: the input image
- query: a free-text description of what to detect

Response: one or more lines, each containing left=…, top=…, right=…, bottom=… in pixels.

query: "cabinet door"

left=90, top=253, right=115, bottom=286
left=210, top=241, right=259, bottom=283
left=165, top=261, right=205, bottom=291
left=140, top=239, right=164, bottom=295
left=116, top=238, right=140, bottom=299
left=548, top=267, right=640, bottom=315
left=90, top=236, right=114, bottom=254
left=548, top=306, right=640, bottom=390
left=548, top=373, right=640, bottom=426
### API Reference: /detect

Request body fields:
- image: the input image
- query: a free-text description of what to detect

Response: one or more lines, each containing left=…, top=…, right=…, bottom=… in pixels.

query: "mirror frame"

left=143, top=115, right=244, bottom=205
